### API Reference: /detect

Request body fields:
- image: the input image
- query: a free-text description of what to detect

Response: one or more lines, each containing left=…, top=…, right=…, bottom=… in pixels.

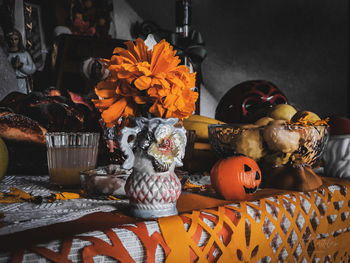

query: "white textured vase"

left=125, top=163, right=181, bottom=218
left=119, top=117, right=187, bottom=218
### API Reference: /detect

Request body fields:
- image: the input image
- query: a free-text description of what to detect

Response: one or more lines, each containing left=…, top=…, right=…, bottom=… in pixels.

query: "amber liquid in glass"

left=47, top=146, right=98, bottom=186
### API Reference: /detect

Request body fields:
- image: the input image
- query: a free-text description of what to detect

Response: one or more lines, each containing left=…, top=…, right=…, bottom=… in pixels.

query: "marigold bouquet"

left=92, top=38, right=198, bottom=128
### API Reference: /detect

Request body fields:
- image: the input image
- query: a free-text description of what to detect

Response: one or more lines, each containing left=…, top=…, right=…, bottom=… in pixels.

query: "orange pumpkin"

left=210, top=155, right=262, bottom=200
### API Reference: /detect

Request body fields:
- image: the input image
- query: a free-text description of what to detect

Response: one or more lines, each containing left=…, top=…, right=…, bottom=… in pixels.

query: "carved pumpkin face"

left=210, top=155, right=262, bottom=201
left=215, top=80, right=288, bottom=124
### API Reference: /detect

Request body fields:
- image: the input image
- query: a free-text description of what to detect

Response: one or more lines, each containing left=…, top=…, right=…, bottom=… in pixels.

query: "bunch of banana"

left=182, top=115, right=226, bottom=172
left=183, top=114, right=225, bottom=152
left=183, top=115, right=226, bottom=142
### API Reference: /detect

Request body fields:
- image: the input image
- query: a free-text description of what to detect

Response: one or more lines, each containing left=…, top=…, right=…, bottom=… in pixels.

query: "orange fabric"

left=123, top=223, right=171, bottom=263
left=177, top=193, right=232, bottom=213
left=10, top=248, right=25, bottom=263
left=0, top=211, right=139, bottom=251
left=159, top=178, right=350, bottom=262
left=29, top=239, right=73, bottom=263
left=2, top=177, right=350, bottom=262
left=80, top=229, right=134, bottom=263
left=158, top=216, right=191, bottom=262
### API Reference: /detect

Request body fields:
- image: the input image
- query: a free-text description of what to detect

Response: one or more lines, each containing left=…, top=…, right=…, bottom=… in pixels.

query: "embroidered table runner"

left=0, top=176, right=349, bottom=262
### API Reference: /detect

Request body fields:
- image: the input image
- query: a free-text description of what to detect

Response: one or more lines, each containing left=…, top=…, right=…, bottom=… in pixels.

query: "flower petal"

left=151, top=40, right=180, bottom=74
left=117, top=80, right=136, bottom=96
left=134, top=76, right=152, bottom=90
left=115, top=43, right=139, bottom=64
left=125, top=40, right=141, bottom=61
left=101, top=97, right=127, bottom=127
left=163, top=94, right=178, bottom=112
left=134, top=95, right=148, bottom=104
left=96, top=80, right=116, bottom=90
left=136, top=62, right=152, bottom=76
left=95, top=87, right=116, bottom=98
left=149, top=101, right=166, bottom=118
left=113, top=47, right=125, bottom=54
left=123, top=104, right=136, bottom=118
left=147, top=87, right=160, bottom=98
left=92, top=97, right=117, bottom=110
left=135, top=38, right=152, bottom=62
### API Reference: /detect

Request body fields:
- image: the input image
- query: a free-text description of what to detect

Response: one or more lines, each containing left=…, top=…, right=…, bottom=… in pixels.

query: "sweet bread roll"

left=0, top=113, right=48, bottom=174
left=0, top=113, right=47, bottom=144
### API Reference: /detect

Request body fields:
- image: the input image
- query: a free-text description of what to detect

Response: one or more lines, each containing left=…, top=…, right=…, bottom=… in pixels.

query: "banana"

left=194, top=142, right=212, bottom=151
left=183, top=115, right=226, bottom=142
left=185, top=114, right=226, bottom=125
left=183, top=121, right=209, bottom=141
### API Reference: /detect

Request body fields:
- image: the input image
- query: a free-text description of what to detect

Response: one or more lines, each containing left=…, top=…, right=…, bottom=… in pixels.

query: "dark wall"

left=127, top=0, right=349, bottom=118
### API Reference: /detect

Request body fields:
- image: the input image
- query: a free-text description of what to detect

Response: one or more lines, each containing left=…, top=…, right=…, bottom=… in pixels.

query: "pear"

left=269, top=104, right=297, bottom=121
left=255, top=116, right=274, bottom=126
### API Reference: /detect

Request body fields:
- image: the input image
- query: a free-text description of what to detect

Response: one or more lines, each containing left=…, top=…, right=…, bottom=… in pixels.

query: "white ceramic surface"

left=323, top=134, right=350, bottom=179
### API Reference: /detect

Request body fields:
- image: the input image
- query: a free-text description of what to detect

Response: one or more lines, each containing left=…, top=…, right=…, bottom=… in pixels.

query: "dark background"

left=126, top=0, right=349, bottom=118
left=1, top=0, right=348, bottom=118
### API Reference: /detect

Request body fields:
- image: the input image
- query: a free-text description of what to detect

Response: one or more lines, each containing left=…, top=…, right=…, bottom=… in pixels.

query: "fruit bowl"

left=208, top=121, right=328, bottom=166
left=208, top=121, right=329, bottom=191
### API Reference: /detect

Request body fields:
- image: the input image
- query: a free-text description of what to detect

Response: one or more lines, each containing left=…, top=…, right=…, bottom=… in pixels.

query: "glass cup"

left=45, top=132, right=100, bottom=187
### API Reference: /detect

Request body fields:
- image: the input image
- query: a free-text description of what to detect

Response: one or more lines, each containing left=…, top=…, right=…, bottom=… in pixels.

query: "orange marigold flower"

left=92, top=38, right=197, bottom=128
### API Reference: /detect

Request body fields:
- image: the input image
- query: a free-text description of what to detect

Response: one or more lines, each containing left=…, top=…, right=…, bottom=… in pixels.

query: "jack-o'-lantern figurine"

left=215, top=80, right=288, bottom=124
left=210, top=155, right=262, bottom=201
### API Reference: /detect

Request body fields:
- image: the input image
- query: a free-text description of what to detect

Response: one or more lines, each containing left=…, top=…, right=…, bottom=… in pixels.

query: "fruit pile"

left=229, top=104, right=329, bottom=167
